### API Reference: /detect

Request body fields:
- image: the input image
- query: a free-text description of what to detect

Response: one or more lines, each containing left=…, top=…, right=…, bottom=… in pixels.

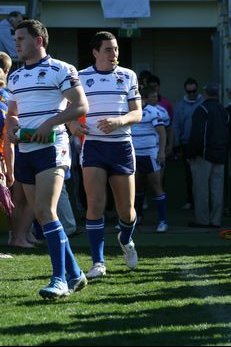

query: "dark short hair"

left=139, top=70, right=153, bottom=80
left=8, top=11, right=22, bottom=18
left=90, top=31, right=116, bottom=51
left=147, top=75, right=160, bottom=86
left=141, top=85, right=157, bottom=99
left=16, top=19, right=49, bottom=49
left=184, top=77, right=198, bottom=89
left=203, top=81, right=219, bottom=97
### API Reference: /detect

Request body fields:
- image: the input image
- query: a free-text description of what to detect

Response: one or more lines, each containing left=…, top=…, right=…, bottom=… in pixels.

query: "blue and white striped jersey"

left=156, top=104, right=170, bottom=128
left=7, top=55, right=81, bottom=152
left=79, top=64, right=141, bottom=142
left=132, top=103, right=165, bottom=156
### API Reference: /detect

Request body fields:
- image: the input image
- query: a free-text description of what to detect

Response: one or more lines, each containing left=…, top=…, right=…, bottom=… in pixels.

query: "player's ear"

left=36, top=36, right=44, bottom=48
left=92, top=48, right=98, bottom=60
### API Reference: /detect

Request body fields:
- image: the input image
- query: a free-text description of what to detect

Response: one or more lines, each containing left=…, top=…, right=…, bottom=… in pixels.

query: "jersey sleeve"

left=127, top=70, right=141, bottom=101
left=59, top=63, right=82, bottom=93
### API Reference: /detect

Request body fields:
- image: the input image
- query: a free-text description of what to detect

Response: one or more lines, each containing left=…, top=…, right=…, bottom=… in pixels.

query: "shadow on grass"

left=1, top=303, right=231, bottom=346
left=1, top=241, right=231, bottom=346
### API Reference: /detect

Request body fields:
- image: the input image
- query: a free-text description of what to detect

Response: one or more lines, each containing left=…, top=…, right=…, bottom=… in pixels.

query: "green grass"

left=1, top=231, right=231, bottom=346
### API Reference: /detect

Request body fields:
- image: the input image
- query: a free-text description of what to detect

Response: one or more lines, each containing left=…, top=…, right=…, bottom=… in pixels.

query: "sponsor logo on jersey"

left=24, top=73, right=32, bottom=78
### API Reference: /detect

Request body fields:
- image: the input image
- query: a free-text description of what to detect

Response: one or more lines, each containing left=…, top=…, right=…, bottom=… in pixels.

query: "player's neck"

left=25, top=51, right=47, bottom=66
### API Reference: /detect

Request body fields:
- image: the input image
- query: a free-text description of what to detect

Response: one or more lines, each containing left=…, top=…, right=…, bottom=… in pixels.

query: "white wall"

left=39, top=0, right=218, bottom=28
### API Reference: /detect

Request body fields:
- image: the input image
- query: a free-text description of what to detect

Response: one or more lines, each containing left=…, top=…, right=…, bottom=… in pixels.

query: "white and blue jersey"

left=79, top=64, right=141, bottom=142
left=7, top=55, right=81, bottom=155
left=132, top=103, right=165, bottom=157
left=156, top=104, right=170, bottom=128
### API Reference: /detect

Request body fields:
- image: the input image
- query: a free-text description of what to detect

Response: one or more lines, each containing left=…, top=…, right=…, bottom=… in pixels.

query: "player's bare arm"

left=67, top=120, right=89, bottom=137
left=31, top=85, right=89, bottom=143
left=6, top=100, right=19, bottom=144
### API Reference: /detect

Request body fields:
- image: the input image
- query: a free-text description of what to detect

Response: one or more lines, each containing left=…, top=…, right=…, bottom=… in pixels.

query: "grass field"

left=1, top=159, right=231, bottom=346
left=0, top=229, right=231, bottom=346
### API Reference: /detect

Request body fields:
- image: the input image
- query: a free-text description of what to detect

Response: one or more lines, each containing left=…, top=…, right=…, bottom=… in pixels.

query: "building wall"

left=133, top=28, right=214, bottom=102
left=39, top=0, right=218, bottom=28
left=48, top=26, right=214, bottom=104
left=2, top=0, right=230, bottom=104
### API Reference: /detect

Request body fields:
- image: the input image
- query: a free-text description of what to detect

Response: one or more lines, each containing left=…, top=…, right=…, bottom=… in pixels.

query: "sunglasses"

left=186, top=89, right=197, bottom=94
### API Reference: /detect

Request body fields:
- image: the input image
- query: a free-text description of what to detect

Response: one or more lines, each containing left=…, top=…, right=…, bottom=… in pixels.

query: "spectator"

left=188, top=82, right=229, bottom=228
left=173, top=77, right=204, bottom=210
left=0, top=12, right=23, bottom=62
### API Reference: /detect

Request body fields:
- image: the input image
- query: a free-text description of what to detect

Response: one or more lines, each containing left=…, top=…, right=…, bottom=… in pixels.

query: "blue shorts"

left=80, top=140, right=135, bottom=176
left=136, top=155, right=161, bottom=174
left=15, top=146, right=67, bottom=184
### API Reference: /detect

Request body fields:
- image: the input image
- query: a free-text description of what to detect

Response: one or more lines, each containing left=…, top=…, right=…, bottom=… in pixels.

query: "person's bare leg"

left=8, top=181, right=35, bottom=248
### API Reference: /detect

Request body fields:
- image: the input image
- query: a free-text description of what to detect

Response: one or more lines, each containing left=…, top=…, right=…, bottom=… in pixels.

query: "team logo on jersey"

left=13, top=75, right=19, bottom=85
left=36, top=70, right=47, bottom=84
left=116, top=77, right=124, bottom=89
left=100, top=78, right=110, bottom=82
left=86, top=79, right=94, bottom=88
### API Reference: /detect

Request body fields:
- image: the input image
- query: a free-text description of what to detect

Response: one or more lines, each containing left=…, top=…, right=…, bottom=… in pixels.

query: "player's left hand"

left=97, top=117, right=122, bottom=134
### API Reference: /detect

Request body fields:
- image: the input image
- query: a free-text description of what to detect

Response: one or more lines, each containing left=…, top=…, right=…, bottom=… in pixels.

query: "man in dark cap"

left=187, top=81, right=230, bottom=228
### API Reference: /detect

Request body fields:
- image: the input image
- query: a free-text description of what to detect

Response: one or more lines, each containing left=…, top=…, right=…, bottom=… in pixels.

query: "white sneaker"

left=67, top=271, right=88, bottom=293
left=39, top=277, right=69, bottom=299
left=86, top=262, right=106, bottom=279
left=156, top=221, right=168, bottom=233
left=117, top=232, right=138, bottom=269
left=0, top=253, right=13, bottom=259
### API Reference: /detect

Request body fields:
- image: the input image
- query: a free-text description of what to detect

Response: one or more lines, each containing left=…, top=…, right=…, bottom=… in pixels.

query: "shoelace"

left=49, top=279, right=63, bottom=289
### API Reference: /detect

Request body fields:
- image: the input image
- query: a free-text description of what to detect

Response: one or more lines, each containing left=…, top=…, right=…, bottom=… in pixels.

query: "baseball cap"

left=203, top=81, right=219, bottom=96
